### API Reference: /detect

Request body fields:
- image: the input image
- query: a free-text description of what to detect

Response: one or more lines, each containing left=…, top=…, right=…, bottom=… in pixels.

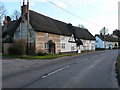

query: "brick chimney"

left=21, top=0, right=28, bottom=22
left=3, top=16, right=8, bottom=30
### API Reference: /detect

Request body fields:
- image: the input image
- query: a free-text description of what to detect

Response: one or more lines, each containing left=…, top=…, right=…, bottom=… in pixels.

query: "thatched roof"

left=28, top=10, right=72, bottom=36
left=2, top=10, right=95, bottom=43
left=2, top=18, right=21, bottom=43
left=74, top=27, right=95, bottom=40
left=28, top=10, right=95, bottom=40
left=95, top=35, right=118, bottom=42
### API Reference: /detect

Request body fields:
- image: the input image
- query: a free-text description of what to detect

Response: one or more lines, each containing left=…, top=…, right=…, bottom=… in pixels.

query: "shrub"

left=8, top=47, right=18, bottom=55
left=29, top=44, right=36, bottom=55
left=112, top=47, right=118, bottom=49
left=8, top=38, right=26, bottom=55
left=37, top=49, right=46, bottom=56
left=95, top=48, right=105, bottom=51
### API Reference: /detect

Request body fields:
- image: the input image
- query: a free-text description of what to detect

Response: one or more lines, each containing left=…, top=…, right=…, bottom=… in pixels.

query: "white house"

left=60, top=26, right=96, bottom=53
left=95, top=34, right=118, bottom=49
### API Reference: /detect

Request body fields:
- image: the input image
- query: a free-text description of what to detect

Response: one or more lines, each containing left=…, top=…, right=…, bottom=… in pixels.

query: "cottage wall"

left=60, top=36, right=95, bottom=53
left=95, top=36, right=119, bottom=49
left=60, top=36, right=77, bottom=53
left=80, top=39, right=95, bottom=51
left=14, top=19, right=35, bottom=43
left=95, top=36, right=104, bottom=48
left=35, top=32, right=60, bottom=54
left=109, top=42, right=119, bottom=48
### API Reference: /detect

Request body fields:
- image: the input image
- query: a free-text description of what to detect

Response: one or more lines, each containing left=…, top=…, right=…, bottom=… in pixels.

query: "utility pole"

left=27, top=0, right=30, bottom=55
left=103, top=27, right=106, bottom=49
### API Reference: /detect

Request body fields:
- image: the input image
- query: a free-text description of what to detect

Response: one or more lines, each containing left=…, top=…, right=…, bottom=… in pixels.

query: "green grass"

left=25, top=53, right=81, bottom=60
left=117, top=55, right=120, bottom=75
left=2, top=54, right=27, bottom=59
left=2, top=51, right=96, bottom=60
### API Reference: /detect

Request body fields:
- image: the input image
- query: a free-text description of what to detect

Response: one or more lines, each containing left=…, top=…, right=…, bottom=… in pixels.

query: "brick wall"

left=35, top=32, right=61, bottom=54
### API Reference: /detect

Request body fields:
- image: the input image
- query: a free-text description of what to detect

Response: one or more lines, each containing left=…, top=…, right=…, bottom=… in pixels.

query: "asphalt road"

left=2, top=50, right=119, bottom=88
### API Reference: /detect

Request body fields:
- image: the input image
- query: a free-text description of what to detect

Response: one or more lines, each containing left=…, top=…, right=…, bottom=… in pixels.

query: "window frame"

left=61, top=43, right=65, bottom=49
left=45, top=42, right=49, bottom=49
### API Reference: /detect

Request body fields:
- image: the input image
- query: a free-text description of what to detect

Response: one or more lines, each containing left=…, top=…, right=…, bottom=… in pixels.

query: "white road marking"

left=77, top=58, right=88, bottom=63
left=42, top=65, right=70, bottom=79
left=89, top=64, right=95, bottom=69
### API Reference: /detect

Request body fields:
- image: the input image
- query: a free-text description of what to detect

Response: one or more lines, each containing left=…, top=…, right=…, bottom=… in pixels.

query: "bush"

left=8, top=39, right=26, bottom=55
left=29, top=44, right=36, bottom=55
left=37, top=52, right=46, bottom=56
left=37, top=49, right=46, bottom=56
left=95, top=48, right=105, bottom=51
left=8, top=47, right=18, bottom=55
left=112, top=47, right=118, bottom=49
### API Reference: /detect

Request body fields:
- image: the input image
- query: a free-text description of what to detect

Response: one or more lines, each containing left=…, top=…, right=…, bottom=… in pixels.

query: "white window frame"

left=45, top=42, right=49, bottom=49
left=61, top=43, right=65, bottom=49
left=71, top=46, right=74, bottom=51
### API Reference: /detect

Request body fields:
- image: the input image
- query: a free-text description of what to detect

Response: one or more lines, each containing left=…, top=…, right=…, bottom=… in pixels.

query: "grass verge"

left=2, top=51, right=96, bottom=60
left=116, top=55, right=120, bottom=86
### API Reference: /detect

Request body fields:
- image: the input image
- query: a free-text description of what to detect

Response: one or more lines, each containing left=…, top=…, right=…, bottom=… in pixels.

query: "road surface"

left=2, top=50, right=119, bottom=88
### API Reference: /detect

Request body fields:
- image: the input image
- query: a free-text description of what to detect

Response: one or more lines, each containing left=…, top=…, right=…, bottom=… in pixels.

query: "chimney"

left=100, top=33, right=102, bottom=36
left=23, top=0, right=25, bottom=5
left=3, top=16, right=8, bottom=30
left=67, top=23, right=74, bottom=32
left=21, top=0, right=28, bottom=22
left=3, top=16, right=7, bottom=25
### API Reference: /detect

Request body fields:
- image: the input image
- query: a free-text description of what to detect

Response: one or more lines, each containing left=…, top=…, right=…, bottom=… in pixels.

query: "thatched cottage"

left=2, top=3, right=95, bottom=54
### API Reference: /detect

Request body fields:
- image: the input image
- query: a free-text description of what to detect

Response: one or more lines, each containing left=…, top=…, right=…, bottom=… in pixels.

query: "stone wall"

left=35, top=32, right=60, bottom=54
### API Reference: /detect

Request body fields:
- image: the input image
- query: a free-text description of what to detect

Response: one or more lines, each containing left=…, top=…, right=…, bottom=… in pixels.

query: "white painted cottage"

left=95, top=34, right=119, bottom=49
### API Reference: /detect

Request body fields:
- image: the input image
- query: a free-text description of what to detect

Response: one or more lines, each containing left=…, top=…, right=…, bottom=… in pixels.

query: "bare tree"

left=0, top=3, right=7, bottom=26
left=11, top=10, right=21, bottom=20
left=78, top=24, right=86, bottom=29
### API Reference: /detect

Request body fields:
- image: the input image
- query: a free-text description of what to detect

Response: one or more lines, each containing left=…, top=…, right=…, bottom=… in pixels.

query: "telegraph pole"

left=103, top=27, right=106, bottom=49
left=27, top=0, right=30, bottom=55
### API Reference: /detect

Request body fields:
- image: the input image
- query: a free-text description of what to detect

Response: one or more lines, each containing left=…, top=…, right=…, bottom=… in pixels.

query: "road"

left=2, top=50, right=119, bottom=88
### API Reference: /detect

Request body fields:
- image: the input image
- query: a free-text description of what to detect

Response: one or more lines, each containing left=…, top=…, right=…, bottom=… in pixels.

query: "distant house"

left=95, top=34, right=119, bottom=49
left=2, top=3, right=95, bottom=54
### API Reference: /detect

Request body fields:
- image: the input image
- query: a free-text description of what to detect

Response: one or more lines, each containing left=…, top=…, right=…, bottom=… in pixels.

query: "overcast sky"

left=1, top=0, right=119, bottom=35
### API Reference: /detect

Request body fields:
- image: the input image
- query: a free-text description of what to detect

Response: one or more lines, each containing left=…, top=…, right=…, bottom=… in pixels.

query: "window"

left=71, top=47, right=74, bottom=51
left=91, top=44, right=95, bottom=50
left=61, top=43, right=65, bottom=49
left=45, top=43, right=49, bottom=49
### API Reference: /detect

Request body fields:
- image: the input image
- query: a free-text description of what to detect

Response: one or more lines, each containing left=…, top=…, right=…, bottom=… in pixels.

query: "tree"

left=100, top=27, right=108, bottom=35
left=113, top=29, right=120, bottom=48
left=78, top=24, right=86, bottom=29
left=0, top=3, right=7, bottom=26
left=113, top=29, right=120, bottom=37
left=6, top=16, right=11, bottom=22
left=11, top=10, right=20, bottom=20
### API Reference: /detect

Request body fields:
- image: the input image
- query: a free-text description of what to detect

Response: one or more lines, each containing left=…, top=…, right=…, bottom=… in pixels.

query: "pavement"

left=2, top=50, right=119, bottom=88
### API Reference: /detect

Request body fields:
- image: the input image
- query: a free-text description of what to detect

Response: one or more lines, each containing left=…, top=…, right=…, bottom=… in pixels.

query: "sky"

left=1, top=0, right=120, bottom=35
